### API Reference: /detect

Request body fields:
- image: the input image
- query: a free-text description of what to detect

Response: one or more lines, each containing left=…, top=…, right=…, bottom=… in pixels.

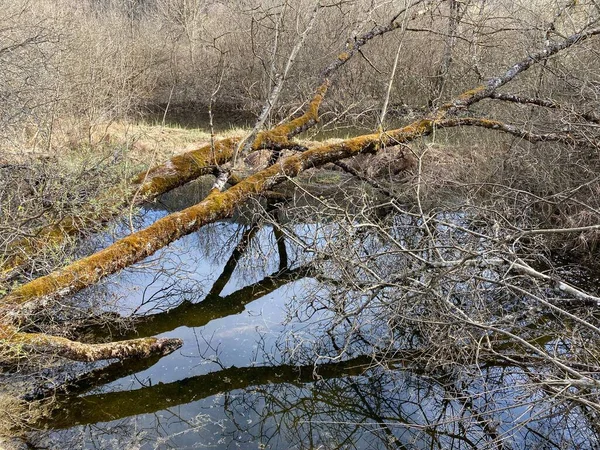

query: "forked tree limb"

left=0, top=86, right=326, bottom=282
left=1, top=13, right=599, bottom=372
left=0, top=115, right=583, bottom=315
left=0, top=5, right=435, bottom=364
left=234, top=0, right=321, bottom=160
left=0, top=119, right=431, bottom=316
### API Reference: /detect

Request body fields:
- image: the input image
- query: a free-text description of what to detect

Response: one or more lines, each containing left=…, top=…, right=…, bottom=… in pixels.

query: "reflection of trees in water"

left=222, top=364, right=598, bottom=449
left=261, top=191, right=600, bottom=449
left=30, top=195, right=600, bottom=449
left=40, top=359, right=599, bottom=449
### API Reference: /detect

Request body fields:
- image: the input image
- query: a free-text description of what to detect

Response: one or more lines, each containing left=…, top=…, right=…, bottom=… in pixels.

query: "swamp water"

left=29, top=178, right=598, bottom=449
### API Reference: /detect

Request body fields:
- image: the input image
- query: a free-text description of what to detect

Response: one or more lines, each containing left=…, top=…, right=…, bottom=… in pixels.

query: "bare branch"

left=489, top=92, right=600, bottom=124
left=437, top=25, right=600, bottom=116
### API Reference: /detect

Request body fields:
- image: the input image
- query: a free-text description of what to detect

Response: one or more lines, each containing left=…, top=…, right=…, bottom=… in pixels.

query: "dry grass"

left=4, top=121, right=245, bottom=161
left=100, top=122, right=247, bottom=165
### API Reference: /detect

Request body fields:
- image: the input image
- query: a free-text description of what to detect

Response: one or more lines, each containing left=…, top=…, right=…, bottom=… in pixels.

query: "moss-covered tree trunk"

left=1, top=22, right=598, bottom=365
left=0, top=85, right=327, bottom=282
left=0, top=325, right=181, bottom=362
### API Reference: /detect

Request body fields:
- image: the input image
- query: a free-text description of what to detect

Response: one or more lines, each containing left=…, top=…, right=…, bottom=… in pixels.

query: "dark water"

left=140, top=103, right=373, bottom=141
left=141, top=104, right=255, bottom=132
left=32, top=178, right=599, bottom=450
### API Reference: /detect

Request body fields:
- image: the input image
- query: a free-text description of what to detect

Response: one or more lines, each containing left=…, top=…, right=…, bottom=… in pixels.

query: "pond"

left=140, top=102, right=375, bottom=141
left=30, top=178, right=599, bottom=450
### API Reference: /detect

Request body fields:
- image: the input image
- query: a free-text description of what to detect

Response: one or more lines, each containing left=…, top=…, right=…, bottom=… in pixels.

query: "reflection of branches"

left=81, top=214, right=305, bottom=342
left=87, top=265, right=312, bottom=342
left=42, top=354, right=375, bottom=430
left=258, top=182, right=600, bottom=447
left=219, top=361, right=588, bottom=449
left=207, top=223, right=261, bottom=297
left=25, top=352, right=166, bottom=401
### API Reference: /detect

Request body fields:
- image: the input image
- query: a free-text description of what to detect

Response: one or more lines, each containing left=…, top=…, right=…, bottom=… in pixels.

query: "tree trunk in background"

left=430, top=0, right=460, bottom=106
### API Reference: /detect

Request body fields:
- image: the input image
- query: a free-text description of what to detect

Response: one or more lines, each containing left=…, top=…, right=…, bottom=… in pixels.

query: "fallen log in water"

left=0, top=324, right=182, bottom=362
left=0, top=84, right=327, bottom=282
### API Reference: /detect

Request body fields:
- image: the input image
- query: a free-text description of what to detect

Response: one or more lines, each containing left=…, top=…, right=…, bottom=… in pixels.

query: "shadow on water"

left=29, top=179, right=600, bottom=450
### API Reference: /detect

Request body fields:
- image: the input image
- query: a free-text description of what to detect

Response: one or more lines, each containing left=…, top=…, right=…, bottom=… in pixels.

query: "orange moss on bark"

left=0, top=139, right=240, bottom=282
left=435, top=86, right=487, bottom=119
left=337, top=52, right=351, bottom=62
left=1, top=119, right=435, bottom=316
left=249, top=81, right=329, bottom=151
left=1, top=84, right=329, bottom=282
left=132, top=137, right=240, bottom=196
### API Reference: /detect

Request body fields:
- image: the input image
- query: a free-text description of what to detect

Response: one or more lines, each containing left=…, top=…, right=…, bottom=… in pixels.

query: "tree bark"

left=0, top=120, right=434, bottom=316
left=0, top=325, right=182, bottom=362
left=0, top=1, right=433, bottom=283
left=4, top=21, right=600, bottom=316
left=5, top=115, right=587, bottom=316
left=0, top=84, right=327, bottom=282
left=0, top=138, right=238, bottom=282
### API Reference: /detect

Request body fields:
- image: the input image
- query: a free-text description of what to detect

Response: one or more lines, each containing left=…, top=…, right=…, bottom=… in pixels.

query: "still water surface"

left=36, top=179, right=597, bottom=449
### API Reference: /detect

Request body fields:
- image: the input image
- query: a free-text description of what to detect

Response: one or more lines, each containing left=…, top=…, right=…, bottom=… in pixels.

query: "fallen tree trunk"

left=0, top=4, right=423, bottom=365
left=5, top=15, right=600, bottom=312
left=2, top=15, right=599, bottom=365
left=0, top=85, right=326, bottom=283
left=0, top=325, right=182, bottom=362
left=0, top=0, right=420, bottom=282
left=5, top=113, right=588, bottom=316
left=0, top=120, right=434, bottom=316
left=0, top=138, right=239, bottom=282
